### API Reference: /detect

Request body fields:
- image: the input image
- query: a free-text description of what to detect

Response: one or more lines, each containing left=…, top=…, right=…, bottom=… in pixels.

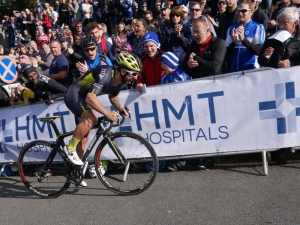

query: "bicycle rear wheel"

left=94, top=132, right=158, bottom=195
left=18, top=140, right=70, bottom=198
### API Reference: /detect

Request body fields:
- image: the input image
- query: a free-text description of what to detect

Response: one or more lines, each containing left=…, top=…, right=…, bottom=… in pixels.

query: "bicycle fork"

left=105, top=137, right=130, bottom=182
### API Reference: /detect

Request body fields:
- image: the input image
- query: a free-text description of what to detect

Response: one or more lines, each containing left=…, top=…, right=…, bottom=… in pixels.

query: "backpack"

left=100, top=38, right=108, bottom=56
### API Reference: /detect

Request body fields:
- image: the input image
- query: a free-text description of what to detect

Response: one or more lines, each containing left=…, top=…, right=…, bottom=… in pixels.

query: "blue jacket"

left=161, top=69, right=190, bottom=84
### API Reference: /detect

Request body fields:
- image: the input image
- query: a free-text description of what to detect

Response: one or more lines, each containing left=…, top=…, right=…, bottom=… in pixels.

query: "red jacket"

left=42, top=14, right=52, bottom=28
left=136, top=51, right=164, bottom=87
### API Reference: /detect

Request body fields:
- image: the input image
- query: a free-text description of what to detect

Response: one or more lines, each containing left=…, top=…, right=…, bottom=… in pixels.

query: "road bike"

left=18, top=114, right=158, bottom=198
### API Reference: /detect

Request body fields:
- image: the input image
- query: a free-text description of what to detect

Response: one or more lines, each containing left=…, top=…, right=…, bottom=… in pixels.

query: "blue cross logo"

left=259, top=82, right=300, bottom=134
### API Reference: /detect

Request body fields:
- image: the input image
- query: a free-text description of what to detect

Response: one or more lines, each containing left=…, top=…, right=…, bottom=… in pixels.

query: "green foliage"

left=0, top=0, right=56, bottom=18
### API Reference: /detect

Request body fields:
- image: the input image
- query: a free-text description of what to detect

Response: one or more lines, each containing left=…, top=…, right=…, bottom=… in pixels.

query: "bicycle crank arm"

left=123, top=162, right=130, bottom=182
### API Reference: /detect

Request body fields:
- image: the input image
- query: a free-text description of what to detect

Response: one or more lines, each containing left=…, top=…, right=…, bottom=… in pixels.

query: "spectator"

left=154, top=1, right=162, bottom=19
left=59, top=0, right=70, bottom=26
left=225, top=0, right=265, bottom=72
left=160, top=2, right=171, bottom=32
left=136, top=32, right=164, bottom=92
left=144, top=10, right=154, bottom=23
left=252, top=0, right=269, bottom=30
left=75, top=36, right=112, bottom=75
left=69, top=0, right=82, bottom=23
left=139, top=1, right=148, bottom=18
left=74, top=21, right=86, bottom=37
left=23, top=9, right=36, bottom=40
left=14, top=30, right=22, bottom=47
left=41, top=9, right=52, bottom=35
left=8, top=47, right=18, bottom=59
left=5, top=17, right=15, bottom=48
left=217, top=0, right=238, bottom=40
left=101, top=23, right=113, bottom=45
left=29, top=40, right=42, bottom=57
left=258, top=7, right=300, bottom=69
left=44, top=3, right=51, bottom=16
left=48, top=40, right=69, bottom=87
left=160, top=51, right=190, bottom=172
left=17, top=44, right=29, bottom=55
left=9, top=84, right=34, bottom=106
left=82, top=0, right=94, bottom=27
left=36, top=42, right=54, bottom=76
left=20, top=30, right=32, bottom=49
left=181, top=17, right=226, bottom=78
left=22, top=66, right=67, bottom=104
left=184, top=1, right=217, bottom=40
left=36, top=26, right=50, bottom=50
left=120, top=0, right=133, bottom=25
left=207, top=0, right=227, bottom=30
left=267, top=0, right=291, bottom=35
left=55, top=0, right=60, bottom=12
left=86, top=22, right=116, bottom=63
left=73, top=34, right=83, bottom=54
left=181, top=5, right=189, bottom=23
left=132, top=1, right=140, bottom=19
left=160, top=6, right=192, bottom=63
left=115, top=22, right=127, bottom=44
left=50, top=6, right=58, bottom=29
left=131, top=18, right=148, bottom=57
left=200, top=0, right=212, bottom=16
left=63, top=28, right=74, bottom=45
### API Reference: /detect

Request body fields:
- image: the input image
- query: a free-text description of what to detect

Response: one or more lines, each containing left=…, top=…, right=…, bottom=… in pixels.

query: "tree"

left=0, top=0, right=56, bottom=18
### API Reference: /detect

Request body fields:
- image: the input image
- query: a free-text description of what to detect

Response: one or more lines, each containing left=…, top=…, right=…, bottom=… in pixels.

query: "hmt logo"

left=259, top=82, right=300, bottom=134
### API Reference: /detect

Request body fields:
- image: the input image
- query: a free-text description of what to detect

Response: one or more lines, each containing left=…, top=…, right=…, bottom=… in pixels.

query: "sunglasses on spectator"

left=125, top=70, right=139, bottom=77
left=84, top=47, right=96, bottom=52
left=18, top=55, right=28, bottom=59
left=190, top=8, right=201, bottom=12
left=218, top=2, right=226, bottom=5
left=155, top=4, right=161, bottom=6
left=171, top=14, right=181, bottom=17
left=116, top=50, right=121, bottom=54
left=237, top=8, right=251, bottom=13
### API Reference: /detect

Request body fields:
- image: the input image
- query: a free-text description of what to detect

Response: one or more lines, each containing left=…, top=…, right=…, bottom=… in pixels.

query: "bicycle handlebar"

left=95, top=107, right=130, bottom=131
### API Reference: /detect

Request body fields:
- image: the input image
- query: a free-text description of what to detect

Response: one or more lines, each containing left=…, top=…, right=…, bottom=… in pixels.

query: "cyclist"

left=63, top=52, right=142, bottom=185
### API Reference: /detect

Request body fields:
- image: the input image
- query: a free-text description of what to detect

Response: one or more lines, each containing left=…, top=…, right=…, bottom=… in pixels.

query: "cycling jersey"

left=64, top=65, right=126, bottom=118
left=225, top=20, right=265, bottom=72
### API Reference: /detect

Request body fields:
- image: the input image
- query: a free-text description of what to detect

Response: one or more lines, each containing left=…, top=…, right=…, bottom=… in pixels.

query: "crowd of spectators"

left=0, top=0, right=299, bottom=168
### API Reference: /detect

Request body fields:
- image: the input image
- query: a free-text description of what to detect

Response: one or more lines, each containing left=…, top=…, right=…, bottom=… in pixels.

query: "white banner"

left=1, top=66, right=300, bottom=163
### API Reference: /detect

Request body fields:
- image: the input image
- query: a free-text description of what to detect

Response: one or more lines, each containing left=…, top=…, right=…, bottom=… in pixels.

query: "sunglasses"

left=237, top=8, right=252, bottom=13
left=218, top=2, right=226, bottom=4
left=84, top=47, right=96, bottom=52
left=171, top=14, right=181, bottom=17
left=18, top=55, right=28, bottom=59
left=125, top=70, right=139, bottom=77
left=116, top=50, right=121, bottom=54
left=190, top=8, right=201, bottom=12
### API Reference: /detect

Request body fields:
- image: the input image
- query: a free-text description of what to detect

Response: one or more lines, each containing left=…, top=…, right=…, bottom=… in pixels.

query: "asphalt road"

left=1, top=163, right=300, bottom=225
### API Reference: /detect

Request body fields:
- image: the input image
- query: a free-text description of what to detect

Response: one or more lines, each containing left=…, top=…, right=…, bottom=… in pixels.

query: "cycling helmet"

left=116, top=42, right=132, bottom=53
left=116, top=53, right=142, bottom=72
left=81, top=36, right=97, bottom=48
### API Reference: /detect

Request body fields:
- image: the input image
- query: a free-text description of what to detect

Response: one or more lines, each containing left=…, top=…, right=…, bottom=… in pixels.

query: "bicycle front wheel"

left=94, top=132, right=158, bottom=195
left=18, top=140, right=70, bottom=198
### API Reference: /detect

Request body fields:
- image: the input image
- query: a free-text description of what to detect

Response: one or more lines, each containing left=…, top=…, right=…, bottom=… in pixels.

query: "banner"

left=1, top=66, right=300, bottom=163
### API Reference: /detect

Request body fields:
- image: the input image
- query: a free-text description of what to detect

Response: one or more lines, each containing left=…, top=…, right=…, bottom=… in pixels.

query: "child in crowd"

left=160, top=52, right=190, bottom=171
left=160, top=51, right=190, bottom=84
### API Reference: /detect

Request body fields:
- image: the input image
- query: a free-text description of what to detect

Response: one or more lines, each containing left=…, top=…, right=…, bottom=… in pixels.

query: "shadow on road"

left=0, top=177, right=117, bottom=199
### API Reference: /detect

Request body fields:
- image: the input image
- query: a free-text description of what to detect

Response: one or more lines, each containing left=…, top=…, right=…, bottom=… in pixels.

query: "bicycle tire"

left=94, top=132, right=158, bottom=195
left=18, top=140, right=70, bottom=198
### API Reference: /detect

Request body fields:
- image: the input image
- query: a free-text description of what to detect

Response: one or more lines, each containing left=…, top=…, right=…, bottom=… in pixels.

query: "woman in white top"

left=82, top=0, right=93, bottom=27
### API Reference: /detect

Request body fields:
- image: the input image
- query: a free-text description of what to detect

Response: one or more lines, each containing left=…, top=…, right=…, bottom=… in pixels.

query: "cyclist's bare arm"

left=85, top=93, right=119, bottom=122
left=109, top=94, right=130, bottom=117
